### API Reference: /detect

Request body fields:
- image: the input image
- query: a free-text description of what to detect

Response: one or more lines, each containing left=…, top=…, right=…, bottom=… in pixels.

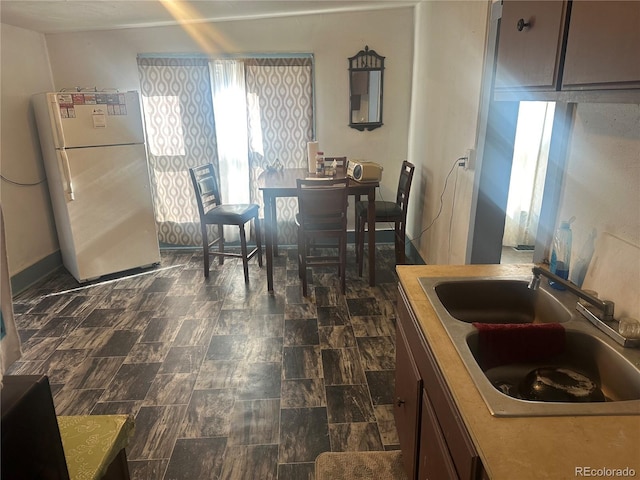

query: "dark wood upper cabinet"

left=494, top=0, right=640, bottom=100
left=494, top=1, right=569, bottom=91
left=562, top=1, right=640, bottom=90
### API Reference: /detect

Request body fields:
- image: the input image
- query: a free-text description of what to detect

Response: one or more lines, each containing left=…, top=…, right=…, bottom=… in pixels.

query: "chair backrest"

left=396, top=161, right=415, bottom=218
left=189, top=163, right=222, bottom=218
left=296, top=178, right=349, bottom=233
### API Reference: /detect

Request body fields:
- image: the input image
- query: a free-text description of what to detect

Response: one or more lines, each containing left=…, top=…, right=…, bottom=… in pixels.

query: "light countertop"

left=397, top=264, right=640, bottom=480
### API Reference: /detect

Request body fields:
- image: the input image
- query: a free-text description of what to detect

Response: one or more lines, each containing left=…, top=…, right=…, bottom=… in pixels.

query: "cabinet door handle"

left=517, top=18, right=531, bottom=31
left=396, top=398, right=406, bottom=407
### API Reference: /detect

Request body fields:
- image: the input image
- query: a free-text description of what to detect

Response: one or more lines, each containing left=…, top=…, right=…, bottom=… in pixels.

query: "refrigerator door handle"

left=59, top=149, right=75, bottom=201
left=50, top=94, right=67, bottom=149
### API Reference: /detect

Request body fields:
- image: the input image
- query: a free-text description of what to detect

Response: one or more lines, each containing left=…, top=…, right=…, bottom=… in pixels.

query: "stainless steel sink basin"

left=434, top=279, right=571, bottom=324
left=419, top=276, right=640, bottom=417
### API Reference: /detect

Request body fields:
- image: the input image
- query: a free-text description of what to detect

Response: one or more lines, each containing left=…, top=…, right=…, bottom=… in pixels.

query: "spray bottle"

left=549, top=216, right=575, bottom=290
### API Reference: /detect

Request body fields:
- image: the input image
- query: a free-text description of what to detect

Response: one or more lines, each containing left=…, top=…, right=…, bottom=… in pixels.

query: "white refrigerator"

left=33, top=90, right=160, bottom=282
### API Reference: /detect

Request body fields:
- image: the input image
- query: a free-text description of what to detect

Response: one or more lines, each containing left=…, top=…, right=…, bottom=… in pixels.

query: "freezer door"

left=63, top=144, right=160, bottom=281
left=48, top=91, right=144, bottom=148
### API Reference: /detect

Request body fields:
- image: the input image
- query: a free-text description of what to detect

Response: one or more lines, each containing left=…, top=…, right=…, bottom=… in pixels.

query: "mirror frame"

left=348, top=46, right=385, bottom=131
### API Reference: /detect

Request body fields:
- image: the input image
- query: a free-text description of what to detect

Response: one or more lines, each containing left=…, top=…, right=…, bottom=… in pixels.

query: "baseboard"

left=11, top=250, right=63, bottom=296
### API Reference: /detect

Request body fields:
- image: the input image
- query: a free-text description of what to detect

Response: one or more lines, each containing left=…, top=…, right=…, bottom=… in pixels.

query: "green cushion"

left=57, top=414, right=134, bottom=480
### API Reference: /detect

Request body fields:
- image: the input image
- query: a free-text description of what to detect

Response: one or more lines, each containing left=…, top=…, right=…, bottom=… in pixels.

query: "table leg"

left=264, top=192, right=276, bottom=293
left=367, top=188, right=376, bottom=287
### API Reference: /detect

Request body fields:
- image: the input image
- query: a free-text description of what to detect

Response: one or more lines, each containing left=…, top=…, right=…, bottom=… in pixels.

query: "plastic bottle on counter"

left=549, top=217, right=574, bottom=290
left=315, top=151, right=325, bottom=176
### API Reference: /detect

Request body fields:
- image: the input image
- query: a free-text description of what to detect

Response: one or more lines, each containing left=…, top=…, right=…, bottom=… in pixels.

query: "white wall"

left=407, top=1, right=490, bottom=264
left=43, top=9, right=414, bottom=205
left=559, top=102, right=640, bottom=266
left=0, top=24, right=58, bottom=276
left=1, top=8, right=414, bottom=277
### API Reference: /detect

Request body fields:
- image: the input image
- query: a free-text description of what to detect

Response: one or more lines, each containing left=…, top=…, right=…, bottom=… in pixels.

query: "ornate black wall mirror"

left=348, top=46, right=385, bottom=131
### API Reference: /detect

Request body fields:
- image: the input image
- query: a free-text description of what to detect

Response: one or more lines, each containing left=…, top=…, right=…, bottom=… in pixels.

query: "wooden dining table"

left=257, top=167, right=379, bottom=293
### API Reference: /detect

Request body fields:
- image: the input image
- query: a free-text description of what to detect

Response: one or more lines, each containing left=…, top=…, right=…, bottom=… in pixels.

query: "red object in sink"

left=472, top=322, right=566, bottom=370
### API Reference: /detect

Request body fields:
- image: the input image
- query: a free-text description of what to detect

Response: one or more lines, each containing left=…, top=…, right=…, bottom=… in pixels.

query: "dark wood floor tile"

left=282, top=346, right=323, bottom=380
left=356, top=336, right=396, bottom=371
left=17, top=329, right=39, bottom=343
left=164, top=437, right=226, bottom=480
left=214, top=309, right=254, bottom=335
left=144, top=277, right=176, bottom=293
left=100, top=362, right=161, bottom=401
left=351, top=315, right=396, bottom=337
left=128, top=404, right=188, bottom=460
left=317, top=305, right=349, bottom=326
left=61, top=355, right=123, bottom=389
left=365, top=370, right=396, bottom=405
left=284, top=303, right=316, bottom=320
left=57, top=327, right=111, bottom=351
left=314, top=285, right=341, bottom=307
left=195, top=359, right=246, bottom=389
left=284, top=318, right=320, bottom=346
left=238, top=362, right=282, bottom=400
left=15, top=312, right=51, bottom=330
left=247, top=314, right=284, bottom=338
left=194, top=283, right=223, bottom=302
left=318, top=325, right=357, bottom=348
left=328, top=422, right=384, bottom=451
left=219, top=444, right=279, bottom=480
left=18, top=336, right=62, bottom=361
left=374, top=405, right=400, bottom=446
left=91, top=400, right=143, bottom=416
left=228, top=398, right=280, bottom=445
left=251, top=291, right=287, bottom=316
left=94, top=330, right=140, bottom=357
left=4, top=359, right=45, bottom=376
left=321, top=348, right=367, bottom=386
left=28, top=294, right=73, bottom=315
left=279, top=407, right=331, bottom=463
left=39, top=348, right=89, bottom=384
left=93, top=289, right=140, bottom=309
left=180, top=389, right=235, bottom=438
left=285, top=284, right=306, bottom=304
left=244, top=337, right=283, bottom=363
left=128, top=460, right=169, bottom=480
left=80, top=308, right=125, bottom=328
left=325, top=384, right=376, bottom=424
left=53, top=388, right=104, bottom=415
left=112, top=310, right=153, bottom=331
left=131, top=292, right=168, bottom=312
left=140, top=317, right=183, bottom=343
left=158, top=345, right=205, bottom=374
left=34, top=316, right=82, bottom=338
left=187, top=299, right=223, bottom=318
left=144, top=372, right=198, bottom=406
left=278, top=462, right=315, bottom=480
left=156, top=295, right=196, bottom=318
left=205, top=334, right=249, bottom=361
left=346, top=297, right=382, bottom=316
left=57, top=295, right=96, bottom=317
left=125, top=342, right=172, bottom=364
left=173, top=318, right=215, bottom=346
left=281, top=379, right=326, bottom=408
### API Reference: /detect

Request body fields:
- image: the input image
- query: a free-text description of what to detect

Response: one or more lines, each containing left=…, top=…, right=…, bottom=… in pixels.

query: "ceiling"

left=0, top=1, right=418, bottom=34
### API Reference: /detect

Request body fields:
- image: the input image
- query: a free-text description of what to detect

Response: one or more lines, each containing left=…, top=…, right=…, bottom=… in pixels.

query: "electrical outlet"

left=464, top=148, right=475, bottom=170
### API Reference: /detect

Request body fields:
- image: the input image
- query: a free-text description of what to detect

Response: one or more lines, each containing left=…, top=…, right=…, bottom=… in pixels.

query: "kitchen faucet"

left=528, top=266, right=638, bottom=348
left=528, top=266, right=615, bottom=321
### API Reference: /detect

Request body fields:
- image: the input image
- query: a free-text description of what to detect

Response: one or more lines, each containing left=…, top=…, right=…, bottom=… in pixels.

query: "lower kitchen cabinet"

left=395, top=285, right=486, bottom=480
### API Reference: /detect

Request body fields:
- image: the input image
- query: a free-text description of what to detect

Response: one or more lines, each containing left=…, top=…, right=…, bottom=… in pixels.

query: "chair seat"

left=204, top=203, right=260, bottom=224
left=356, top=200, right=403, bottom=220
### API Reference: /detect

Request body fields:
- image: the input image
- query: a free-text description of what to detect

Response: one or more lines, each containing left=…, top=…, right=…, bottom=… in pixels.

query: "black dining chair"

left=295, top=177, right=349, bottom=296
left=355, top=160, right=415, bottom=276
left=189, top=163, right=262, bottom=282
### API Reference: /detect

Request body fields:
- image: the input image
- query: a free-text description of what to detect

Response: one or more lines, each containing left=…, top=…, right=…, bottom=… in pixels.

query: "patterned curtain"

left=138, top=56, right=313, bottom=247
left=137, top=57, right=218, bottom=246
left=245, top=58, right=313, bottom=246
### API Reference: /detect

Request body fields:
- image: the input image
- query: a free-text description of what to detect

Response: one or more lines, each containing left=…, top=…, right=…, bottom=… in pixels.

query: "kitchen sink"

left=419, top=276, right=640, bottom=417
